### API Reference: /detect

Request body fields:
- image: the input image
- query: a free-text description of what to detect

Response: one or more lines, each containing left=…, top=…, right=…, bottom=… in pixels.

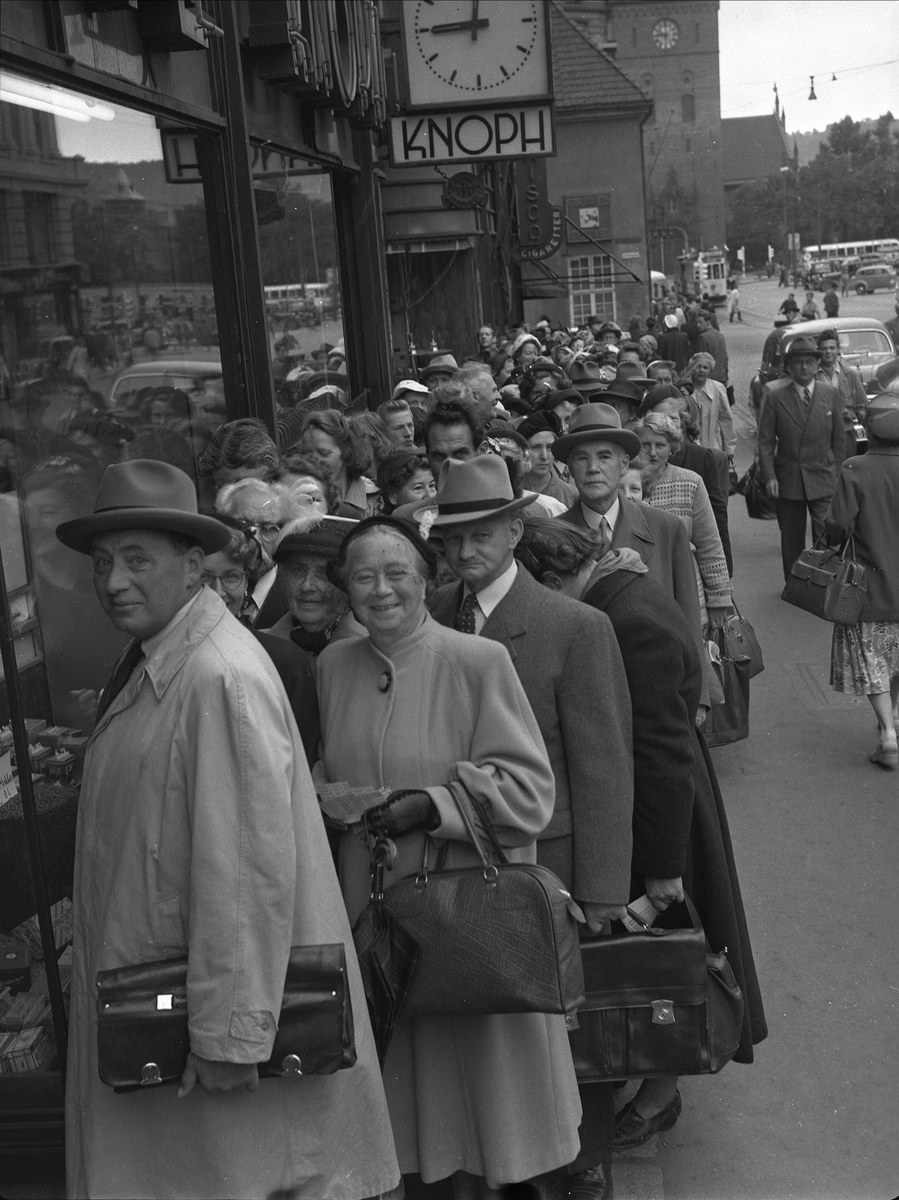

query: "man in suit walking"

left=553, top=403, right=714, bottom=703
left=757, top=335, right=845, bottom=580
left=427, top=455, right=634, bottom=1200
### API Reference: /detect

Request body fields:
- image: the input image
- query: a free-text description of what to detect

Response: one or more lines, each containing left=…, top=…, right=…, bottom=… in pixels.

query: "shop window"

left=1, top=78, right=231, bottom=1094
left=682, top=94, right=695, bottom=124
left=569, top=254, right=615, bottom=326
left=253, top=156, right=347, bottom=418
left=24, top=192, right=57, bottom=264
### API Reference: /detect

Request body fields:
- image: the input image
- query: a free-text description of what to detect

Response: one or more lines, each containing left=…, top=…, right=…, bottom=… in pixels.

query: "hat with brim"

left=552, top=403, right=642, bottom=461
left=419, top=354, right=459, bottom=382
left=423, top=455, right=536, bottom=528
left=566, top=360, right=609, bottom=395
left=638, top=382, right=684, bottom=419
left=599, top=379, right=646, bottom=411
left=391, top=378, right=432, bottom=400
left=303, top=370, right=348, bottom=394
left=56, top=459, right=231, bottom=555
left=783, top=335, right=822, bottom=361
left=612, top=366, right=655, bottom=389
left=273, top=514, right=358, bottom=563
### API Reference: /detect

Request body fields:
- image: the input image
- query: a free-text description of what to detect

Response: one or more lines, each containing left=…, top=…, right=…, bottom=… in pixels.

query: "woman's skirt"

left=830, top=621, right=899, bottom=695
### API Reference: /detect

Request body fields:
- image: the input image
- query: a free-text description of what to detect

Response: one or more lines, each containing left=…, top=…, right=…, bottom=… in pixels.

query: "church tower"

left=560, top=1, right=726, bottom=273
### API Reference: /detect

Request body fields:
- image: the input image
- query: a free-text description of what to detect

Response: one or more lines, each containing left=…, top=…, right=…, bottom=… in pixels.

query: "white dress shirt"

left=464, top=560, right=518, bottom=635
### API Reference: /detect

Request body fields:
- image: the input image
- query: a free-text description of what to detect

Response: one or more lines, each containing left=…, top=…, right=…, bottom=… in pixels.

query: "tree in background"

left=726, top=113, right=898, bottom=265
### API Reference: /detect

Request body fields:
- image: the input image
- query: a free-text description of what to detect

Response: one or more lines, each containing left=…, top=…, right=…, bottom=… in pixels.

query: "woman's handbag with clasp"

left=377, top=785, right=586, bottom=1019
left=782, top=537, right=867, bottom=624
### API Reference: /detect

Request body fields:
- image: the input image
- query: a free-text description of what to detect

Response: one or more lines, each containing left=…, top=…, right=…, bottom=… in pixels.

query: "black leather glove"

left=365, top=790, right=440, bottom=837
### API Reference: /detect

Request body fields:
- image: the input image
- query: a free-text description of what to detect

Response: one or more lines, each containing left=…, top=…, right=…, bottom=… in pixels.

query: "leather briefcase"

left=782, top=539, right=867, bottom=624
left=567, top=898, right=743, bottom=1081
left=97, top=944, right=356, bottom=1091
left=379, top=785, right=586, bottom=1018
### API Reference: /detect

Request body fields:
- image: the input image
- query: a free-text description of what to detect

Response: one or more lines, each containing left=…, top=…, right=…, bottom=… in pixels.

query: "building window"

left=569, top=254, right=615, bottom=325
left=695, top=21, right=700, bottom=42
left=23, top=191, right=57, bottom=264
left=681, top=94, right=695, bottom=123
left=685, top=137, right=692, bottom=153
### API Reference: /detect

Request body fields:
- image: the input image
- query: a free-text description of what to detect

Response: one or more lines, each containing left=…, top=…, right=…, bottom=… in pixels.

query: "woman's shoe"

left=869, top=741, right=899, bottom=770
left=612, top=1091, right=682, bottom=1150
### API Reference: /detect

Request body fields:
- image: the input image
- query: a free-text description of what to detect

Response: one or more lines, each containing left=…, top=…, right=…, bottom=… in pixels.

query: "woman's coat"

left=316, top=613, right=582, bottom=1189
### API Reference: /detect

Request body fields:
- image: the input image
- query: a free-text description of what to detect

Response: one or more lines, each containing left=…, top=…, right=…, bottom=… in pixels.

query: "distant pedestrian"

left=826, top=393, right=899, bottom=771
left=823, top=285, right=840, bottom=319
left=694, top=310, right=729, bottom=385
left=726, top=283, right=742, bottom=323
left=839, top=268, right=850, bottom=297
left=800, top=291, right=820, bottom=321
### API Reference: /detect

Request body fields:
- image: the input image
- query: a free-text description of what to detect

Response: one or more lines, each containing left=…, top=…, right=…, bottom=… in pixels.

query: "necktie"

left=802, top=387, right=811, bottom=411
left=96, top=640, right=144, bottom=721
left=600, top=516, right=613, bottom=552
left=454, top=593, right=479, bottom=636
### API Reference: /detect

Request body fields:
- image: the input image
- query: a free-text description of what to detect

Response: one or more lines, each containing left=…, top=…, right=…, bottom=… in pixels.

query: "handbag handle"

left=448, top=782, right=509, bottom=868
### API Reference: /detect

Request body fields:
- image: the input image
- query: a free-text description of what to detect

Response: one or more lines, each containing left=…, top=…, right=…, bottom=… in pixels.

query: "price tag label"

left=0, top=752, right=16, bottom=808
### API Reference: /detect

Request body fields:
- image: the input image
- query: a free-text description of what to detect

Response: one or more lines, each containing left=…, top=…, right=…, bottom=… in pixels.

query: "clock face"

left=652, top=18, right=680, bottom=50
left=402, top=0, right=549, bottom=107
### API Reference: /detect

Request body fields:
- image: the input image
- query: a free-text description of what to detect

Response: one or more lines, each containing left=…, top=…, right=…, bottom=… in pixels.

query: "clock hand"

left=428, top=18, right=490, bottom=33
left=471, top=0, right=480, bottom=41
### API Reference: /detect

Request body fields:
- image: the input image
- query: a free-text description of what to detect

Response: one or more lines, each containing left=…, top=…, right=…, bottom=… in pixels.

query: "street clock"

left=652, top=18, right=680, bottom=50
left=400, top=0, right=551, bottom=109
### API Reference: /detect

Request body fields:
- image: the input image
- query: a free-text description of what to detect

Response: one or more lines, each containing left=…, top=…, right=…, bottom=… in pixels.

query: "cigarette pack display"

left=12, top=897, right=73, bottom=958
left=57, top=945, right=73, bottom=992
left=0, top=1026, right=51, bottom=1073
left=46, top=749, right=76, bottom=782
left=0, top=725, right=13, bottom=753
left=0, top=1031, right=18, bottom=1069
left=60, top=735, right=88, bottom=766
left=0, top=985, right=12, bottom=1017
left=0, top=992, right=51, bottom=1033
left=0, top=933, right=32, bottom=992
left=42, top=726, right=80, bottom=749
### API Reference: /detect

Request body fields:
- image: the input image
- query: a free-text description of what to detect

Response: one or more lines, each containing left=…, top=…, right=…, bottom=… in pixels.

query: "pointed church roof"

left=105, top=168, right=145, bottom=203
left=549, top=1, right=653, bottom=114
left=721, top=114, right=797, bottom=187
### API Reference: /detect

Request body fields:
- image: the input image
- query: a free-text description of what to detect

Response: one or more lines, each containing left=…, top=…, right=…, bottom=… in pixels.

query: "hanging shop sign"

left=389, top=104, right=554, bottom=167
left=514, top=157, right=562, bottom=261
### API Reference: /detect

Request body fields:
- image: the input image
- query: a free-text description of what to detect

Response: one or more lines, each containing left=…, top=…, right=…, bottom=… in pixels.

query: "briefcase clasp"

left=651, top=1000, right=675, bottom=1025
left=140, top=1062, right=162, bottom=1085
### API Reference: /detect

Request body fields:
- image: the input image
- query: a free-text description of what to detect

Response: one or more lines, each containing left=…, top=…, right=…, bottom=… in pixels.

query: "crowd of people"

left=3, top=287, right=897, bottom=1199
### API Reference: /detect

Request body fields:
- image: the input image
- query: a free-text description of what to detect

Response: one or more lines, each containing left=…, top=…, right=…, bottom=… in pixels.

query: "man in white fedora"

left=56, top=459, right=398, bottom=1200
left=428, top=455, right=634, bottom=1200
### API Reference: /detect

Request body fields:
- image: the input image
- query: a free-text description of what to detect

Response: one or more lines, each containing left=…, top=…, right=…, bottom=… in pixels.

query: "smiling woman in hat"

left=316, top=506, right=580, bottom=1195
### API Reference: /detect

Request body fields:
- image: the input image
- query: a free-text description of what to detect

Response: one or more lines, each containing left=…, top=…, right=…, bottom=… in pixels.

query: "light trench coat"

left=317, top=613, right=582, bottom=1190
left=66, top=586, right=398, bottom=1200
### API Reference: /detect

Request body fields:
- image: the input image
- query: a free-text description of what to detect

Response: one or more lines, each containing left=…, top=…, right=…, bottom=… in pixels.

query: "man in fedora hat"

left=757, top=334, right=846, bottom=580
left=428, top=454, right=633, bottom=1200
left=554, top=404, right=710, bottom=701
left=419, top=353, right=459, bottom=390
left=57, top=460, right=398, bottom=1200
left=566, top=358, right=609, bottom=399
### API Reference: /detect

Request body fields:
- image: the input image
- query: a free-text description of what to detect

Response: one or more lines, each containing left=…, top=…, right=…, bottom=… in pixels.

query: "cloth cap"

left=56, top=459, right=230, bottom=555
left=865, top=393, right=899, bottom=440
left=663, top=314, right=679, bottom=329
left=551, top=403, right=642, bottom=461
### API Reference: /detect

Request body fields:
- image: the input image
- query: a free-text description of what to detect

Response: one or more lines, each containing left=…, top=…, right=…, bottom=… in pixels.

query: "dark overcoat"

left=559, top=497, right=708, bottom=709
left=824, top=447, right=899, bottom=620
left=430, top=567, right=634, bottom=906
left=757, top=376, right=845, bottom=500
left=583, top=568, right=768, bottom=1062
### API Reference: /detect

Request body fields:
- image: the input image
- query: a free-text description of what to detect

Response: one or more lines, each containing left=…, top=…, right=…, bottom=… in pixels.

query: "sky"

left=718, top=0, right=899, bottom=131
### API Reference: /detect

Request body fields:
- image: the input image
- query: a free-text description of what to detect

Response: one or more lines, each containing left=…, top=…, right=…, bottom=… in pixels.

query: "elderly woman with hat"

left=317, top=510, right=581, bottom=1197
left=635, top=413, right=732, bottom=630
left=826, top=393, right=899, bottom=770
left=518, top=409, right=579, bottom=506
left=266, top=513, right=363, bottom=656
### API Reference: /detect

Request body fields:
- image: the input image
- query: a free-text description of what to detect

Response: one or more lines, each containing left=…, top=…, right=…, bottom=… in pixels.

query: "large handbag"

left=719, top=601, right=764, bottom=680
left=567, top=897, right=743, bottom=1081
left=96, top=944, right=356, bottom=1091
left=704, top=627, right=751, bottom=747
left=736, top=460, right=777, bottom=520
left=782, top=538, right=867, bottom=624
left=378, top=785, right=586, bottom=1018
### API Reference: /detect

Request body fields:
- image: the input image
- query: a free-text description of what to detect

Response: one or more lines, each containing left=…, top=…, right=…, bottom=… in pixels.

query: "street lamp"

left=780, top=166, right=792, bottom=283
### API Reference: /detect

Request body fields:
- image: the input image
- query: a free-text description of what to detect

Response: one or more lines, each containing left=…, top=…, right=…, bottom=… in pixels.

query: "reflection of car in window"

left=108, top=361, right=223, bottom=412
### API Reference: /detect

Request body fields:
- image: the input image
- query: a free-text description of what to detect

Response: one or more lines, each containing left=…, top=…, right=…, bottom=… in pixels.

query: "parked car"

left=749, top=317, right=896, bottom=408
left=107, top=359, right=224, bottom=415
left=851, top=263, right=896, bottom=294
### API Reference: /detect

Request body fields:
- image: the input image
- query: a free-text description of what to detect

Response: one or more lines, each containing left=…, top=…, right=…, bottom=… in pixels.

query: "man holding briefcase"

left=57, top=460, right=398, bottom=1200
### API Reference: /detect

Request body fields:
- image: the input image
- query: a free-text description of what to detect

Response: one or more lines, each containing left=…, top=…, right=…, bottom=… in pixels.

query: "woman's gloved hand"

left=365, top=790, right=440, bottom=838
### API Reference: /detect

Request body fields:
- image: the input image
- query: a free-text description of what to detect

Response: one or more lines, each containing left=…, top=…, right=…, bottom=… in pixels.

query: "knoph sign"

left=389, top=105, right=555, bottom=166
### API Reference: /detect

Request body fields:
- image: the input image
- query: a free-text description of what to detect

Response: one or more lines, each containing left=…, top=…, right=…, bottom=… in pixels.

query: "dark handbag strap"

left=448, top=782, right=510, bottom=867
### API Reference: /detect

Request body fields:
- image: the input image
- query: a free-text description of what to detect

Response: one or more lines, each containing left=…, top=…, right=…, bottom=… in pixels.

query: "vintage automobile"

left=749, top=317, right=896, bottom=411
left=107, top=359, right=224, bottom=416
